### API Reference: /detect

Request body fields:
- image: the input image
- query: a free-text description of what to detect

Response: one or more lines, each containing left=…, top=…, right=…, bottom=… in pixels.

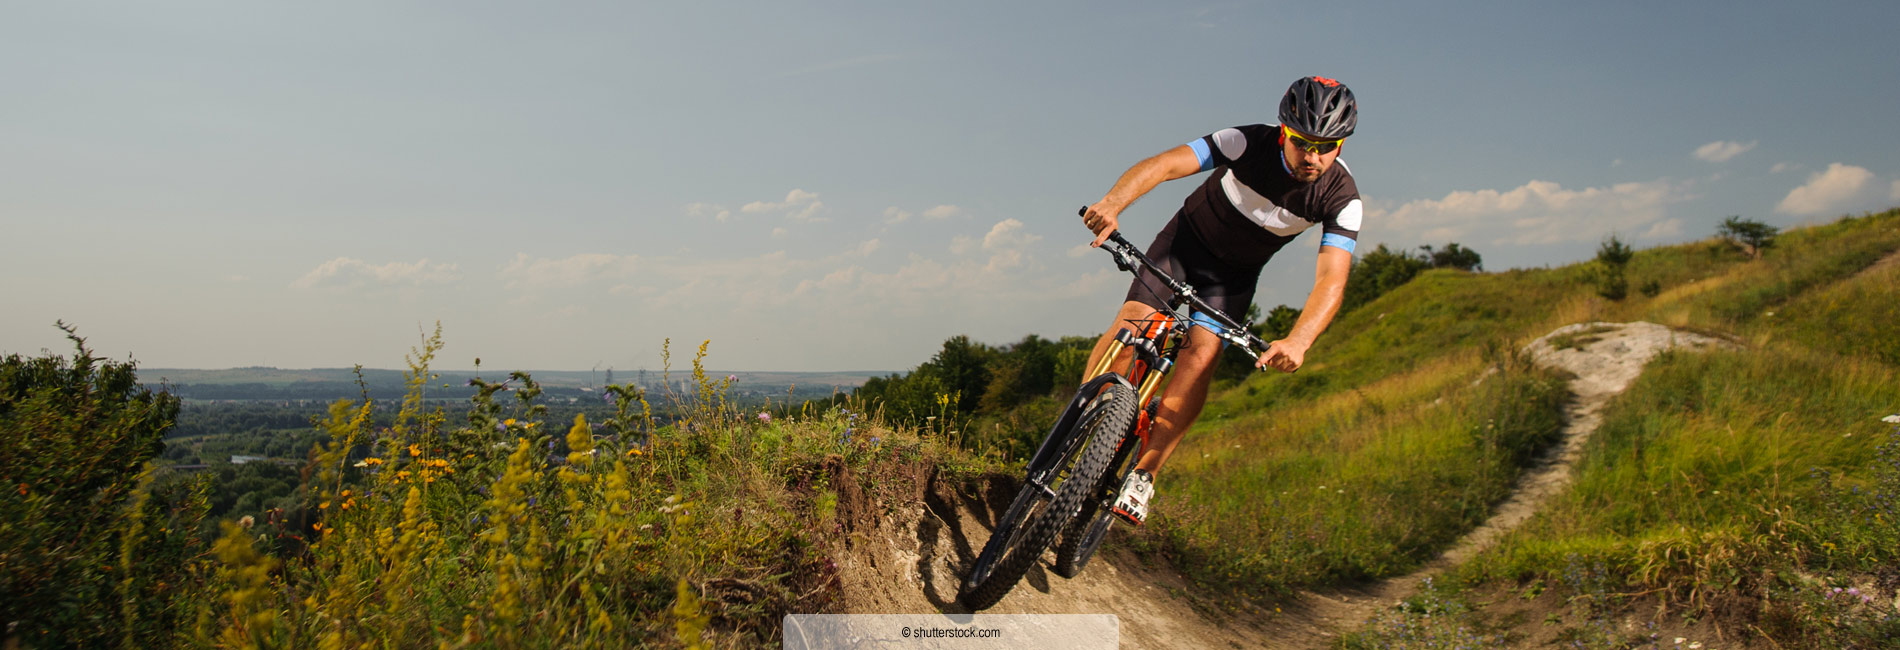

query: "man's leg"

left=1133, top=324, right=1224, bottom=475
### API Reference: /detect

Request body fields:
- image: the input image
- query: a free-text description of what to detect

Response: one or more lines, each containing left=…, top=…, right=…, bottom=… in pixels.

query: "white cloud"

left=978, top=219, right=1042, bottom=272
left=686, top=202, right=732, bottom=222
left=741, top=188, right=824, bottom=222
left=1639, top=218, right=1683, bottom=240
left=1890, top=179, right=1900, bottom=202
left=949, top=236, right=976, bottom=255
left=1067, top=243, right=1094, bottom=258
left=1770, top=162, right=1797, bottom=174
left=1374, top=178, right=1692, bottom=245
left=1693, top=140, right=1757, bottom=163
left=885, top=204, right=960, bottom=225
left=497, top=253, right=636, bottom=291
left=1776, top=163, right=1873, bottom=215
left=922, top=205, right=962, bottom=220
left=981, top=219, right=1041, bottom=250
left=293, top=257, right=460, bottom=289
left=772, top=227, right=788, bottom=239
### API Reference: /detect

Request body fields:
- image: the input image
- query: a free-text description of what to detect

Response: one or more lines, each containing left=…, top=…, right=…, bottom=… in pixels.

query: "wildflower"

left=1884, top=414, right=1900, bottom=424
left=505, top=418, right=517, bottom=427
left=409, top=443, right=422, bottom=457
left=364, top=457, right=384, bottom=466
left=239, top=515, right=254, bottom=528
left=725, top=374, right=737, bottom=383
left=758, top=412, right=772, bottom=423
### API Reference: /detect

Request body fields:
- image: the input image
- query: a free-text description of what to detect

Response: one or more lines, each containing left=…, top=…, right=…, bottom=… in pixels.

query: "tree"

left=1, top=324, right=208, bottom=645
left=1717, top=216, right=1777, bottom=259
left=1340, top=244, right=1430, bottom=314
left=1421, top=242, right=1483, bottom=271
left=1592, top=234, right=1633, bottom=300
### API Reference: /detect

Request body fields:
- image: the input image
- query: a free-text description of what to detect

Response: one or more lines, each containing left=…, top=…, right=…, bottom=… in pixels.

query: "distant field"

left=137, top=366, right=887, bottom=402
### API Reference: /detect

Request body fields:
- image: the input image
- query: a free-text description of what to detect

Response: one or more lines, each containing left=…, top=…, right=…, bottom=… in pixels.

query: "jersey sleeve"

left=1319, top=198, right=1363, bottom=254
left=1187, top=127, right=1252, bottom=172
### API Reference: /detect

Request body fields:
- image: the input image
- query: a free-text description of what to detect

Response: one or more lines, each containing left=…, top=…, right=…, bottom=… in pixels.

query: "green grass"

left=1160, top=208, right=1900, bottom=623
left=1147, top=346, right=1566, bottom=596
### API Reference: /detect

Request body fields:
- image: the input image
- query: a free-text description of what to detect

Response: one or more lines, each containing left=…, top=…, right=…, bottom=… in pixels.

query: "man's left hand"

left=1257, top=339, right=1307, bottom=373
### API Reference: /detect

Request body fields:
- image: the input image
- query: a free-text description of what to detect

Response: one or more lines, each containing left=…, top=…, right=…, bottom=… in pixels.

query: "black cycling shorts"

left=1122, top=210, right=1261, bottom=328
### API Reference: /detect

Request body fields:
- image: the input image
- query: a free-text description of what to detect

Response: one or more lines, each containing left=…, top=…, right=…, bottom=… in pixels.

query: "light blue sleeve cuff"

left=1187, top=139, right=1214, bottom=172
left=1320, top=233, right=1357, bottom=254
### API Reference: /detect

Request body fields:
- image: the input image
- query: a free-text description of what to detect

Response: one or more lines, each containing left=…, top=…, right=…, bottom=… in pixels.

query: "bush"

left=1, top=324, right=209, bottom=647
left=1718, top=216, right=1778, bottom=259
left=1591, top=235, right=1633, bottom=300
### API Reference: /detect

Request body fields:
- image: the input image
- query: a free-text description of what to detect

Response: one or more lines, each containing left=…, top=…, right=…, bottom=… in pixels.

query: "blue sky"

left=5, top=1, right=1897, bottom=372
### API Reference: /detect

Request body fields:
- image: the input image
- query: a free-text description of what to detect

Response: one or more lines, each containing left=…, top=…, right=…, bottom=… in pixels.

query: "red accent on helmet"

left=1312, top=76, right=1341, bottom=87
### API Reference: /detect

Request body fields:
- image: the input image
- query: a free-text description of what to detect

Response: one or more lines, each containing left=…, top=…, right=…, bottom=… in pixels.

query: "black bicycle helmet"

left=1278, top=76, right=1357, bottom=140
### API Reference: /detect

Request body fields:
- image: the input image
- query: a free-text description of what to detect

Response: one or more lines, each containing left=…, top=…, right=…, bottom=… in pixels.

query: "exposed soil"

left=830, top=322, right=1734, bottom=649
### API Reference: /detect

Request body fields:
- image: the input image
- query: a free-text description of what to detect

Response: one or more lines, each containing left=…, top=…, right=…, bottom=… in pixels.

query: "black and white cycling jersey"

left=1180, top=123, right=1362, bottom=268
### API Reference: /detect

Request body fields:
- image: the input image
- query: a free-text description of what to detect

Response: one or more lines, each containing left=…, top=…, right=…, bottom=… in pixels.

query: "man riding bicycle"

left=1078, top=76, right=1362, bottom=525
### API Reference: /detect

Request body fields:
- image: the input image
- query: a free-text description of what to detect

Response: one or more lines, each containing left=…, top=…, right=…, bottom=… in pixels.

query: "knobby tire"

left=958, top=382, right=1139, bottom=610
left=1053, top=427, right=1140, bottom=578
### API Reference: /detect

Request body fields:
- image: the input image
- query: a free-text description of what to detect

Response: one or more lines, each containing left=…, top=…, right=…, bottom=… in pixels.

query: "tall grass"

left=206, top=332, right=978, bottom=647
left=7, top=327, right=981, bottom=648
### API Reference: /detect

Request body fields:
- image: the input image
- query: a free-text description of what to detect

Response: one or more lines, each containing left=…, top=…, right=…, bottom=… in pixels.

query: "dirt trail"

left=835, top=322, right=1732, bottom=648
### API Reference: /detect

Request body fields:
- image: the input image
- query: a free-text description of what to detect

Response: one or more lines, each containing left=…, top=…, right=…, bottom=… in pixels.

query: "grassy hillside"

left=1140, top=207, right=1900, bottom=645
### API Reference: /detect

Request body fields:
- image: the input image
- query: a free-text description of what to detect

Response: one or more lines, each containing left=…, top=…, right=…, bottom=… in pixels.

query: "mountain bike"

left=956, top=218, right=1272, bottom=611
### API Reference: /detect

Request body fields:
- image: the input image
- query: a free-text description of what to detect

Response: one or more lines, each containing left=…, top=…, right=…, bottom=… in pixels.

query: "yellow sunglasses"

left=1283, top=125, right=1343, bottom=154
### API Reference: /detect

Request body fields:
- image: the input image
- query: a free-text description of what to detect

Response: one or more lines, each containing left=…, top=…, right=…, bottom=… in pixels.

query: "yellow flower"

left=319, top=501, right=331, bottom=509
left=504, top=418, right=517, bottom=427
left=364, top=457, right=384, bottom=466
left=409, top=443, right=423, bottom=457
left=396, top=470, right=412, bottom=482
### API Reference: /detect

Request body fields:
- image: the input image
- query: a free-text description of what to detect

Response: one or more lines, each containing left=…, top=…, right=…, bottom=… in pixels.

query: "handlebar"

left=1081, top=207, right=1273, bottom=362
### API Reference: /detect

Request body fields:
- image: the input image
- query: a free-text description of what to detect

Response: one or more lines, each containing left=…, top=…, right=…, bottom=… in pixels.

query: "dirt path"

left=835, top=322, right=1732, bottom=649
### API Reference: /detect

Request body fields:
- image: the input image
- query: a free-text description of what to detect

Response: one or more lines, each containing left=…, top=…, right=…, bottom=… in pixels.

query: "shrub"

left=1591, top=235, right=1633, bottom=300
left=1, top=323, right=209, bottom=647
left=1718, top=216, right=1778, bottom=259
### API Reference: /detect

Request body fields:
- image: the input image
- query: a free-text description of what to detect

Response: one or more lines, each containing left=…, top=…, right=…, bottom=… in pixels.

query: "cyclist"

left=1078, top=76, right=1362, bottom=525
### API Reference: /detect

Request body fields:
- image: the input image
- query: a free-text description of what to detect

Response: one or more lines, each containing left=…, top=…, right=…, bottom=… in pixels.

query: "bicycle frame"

left=1026, top=229, right=1270, bottom=514
left=958, top=222, right=1279, bottom=607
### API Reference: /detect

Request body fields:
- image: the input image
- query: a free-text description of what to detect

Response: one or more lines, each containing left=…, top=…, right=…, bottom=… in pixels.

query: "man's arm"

left=1258, top=245, right=1353, bottom=372
left=1081, top=145, right=1204, bottom=247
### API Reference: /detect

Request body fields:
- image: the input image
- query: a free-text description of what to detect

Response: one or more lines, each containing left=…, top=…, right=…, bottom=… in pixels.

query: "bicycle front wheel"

left=1053, top=423, right=1140, bottom=579
left=957, top=381, right=1138, bottom=610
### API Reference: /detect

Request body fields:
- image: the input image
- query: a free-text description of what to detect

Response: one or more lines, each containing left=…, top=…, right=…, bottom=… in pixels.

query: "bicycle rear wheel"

left=957, top=381, right=1139, bottom=610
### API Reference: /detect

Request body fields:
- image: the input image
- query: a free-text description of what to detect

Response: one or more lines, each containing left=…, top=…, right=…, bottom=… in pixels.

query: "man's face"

left=1280, top=126, right=1343, bottom=183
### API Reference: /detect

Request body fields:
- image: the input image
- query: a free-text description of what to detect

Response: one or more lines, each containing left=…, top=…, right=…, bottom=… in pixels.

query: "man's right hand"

left=1082, top=202, right=1122, bottom=247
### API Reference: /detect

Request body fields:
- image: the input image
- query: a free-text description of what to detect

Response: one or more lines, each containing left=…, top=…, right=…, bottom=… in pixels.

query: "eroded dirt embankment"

left=828, top=322, right=1732, bottom=649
